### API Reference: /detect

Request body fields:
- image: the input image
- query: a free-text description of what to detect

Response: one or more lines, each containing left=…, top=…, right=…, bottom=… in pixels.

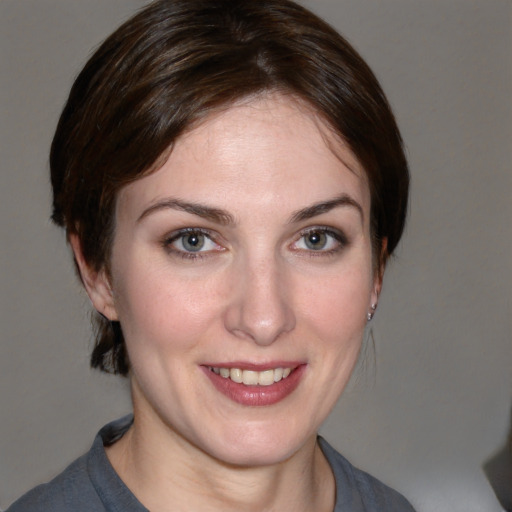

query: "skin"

left=72, top=94, right=383, bottom=512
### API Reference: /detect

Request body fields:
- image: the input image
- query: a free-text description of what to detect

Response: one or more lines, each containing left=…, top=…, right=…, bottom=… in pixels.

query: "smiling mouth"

left=207, top=366, right=293, bottom=386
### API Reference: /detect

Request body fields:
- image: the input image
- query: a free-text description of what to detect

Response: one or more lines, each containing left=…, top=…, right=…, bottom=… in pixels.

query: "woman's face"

left=100, top=95, right=380, bottom=466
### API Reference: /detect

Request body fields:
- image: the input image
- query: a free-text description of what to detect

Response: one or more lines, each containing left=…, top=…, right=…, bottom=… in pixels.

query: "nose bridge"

left=224, top=250, right=295, bottom=345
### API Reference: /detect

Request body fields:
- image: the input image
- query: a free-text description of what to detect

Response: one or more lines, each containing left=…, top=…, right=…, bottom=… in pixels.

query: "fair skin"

left=71, top=94, right=383, bottom=512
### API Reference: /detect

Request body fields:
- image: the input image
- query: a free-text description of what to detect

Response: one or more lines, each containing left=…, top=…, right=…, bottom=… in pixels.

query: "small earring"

left=367, top=303, right=377, bottom=321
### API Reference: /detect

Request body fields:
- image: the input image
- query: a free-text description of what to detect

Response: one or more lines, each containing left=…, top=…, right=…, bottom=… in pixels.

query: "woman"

left=8, top=0, right=413, bottom=510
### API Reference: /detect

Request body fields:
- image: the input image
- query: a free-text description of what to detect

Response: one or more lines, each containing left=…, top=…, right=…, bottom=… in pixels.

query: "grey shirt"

left=7, top=416, right=415, bottom=511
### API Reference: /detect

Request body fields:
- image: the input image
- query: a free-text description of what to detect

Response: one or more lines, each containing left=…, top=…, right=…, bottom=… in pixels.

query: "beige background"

left=1, top=1, right=511, bottom=510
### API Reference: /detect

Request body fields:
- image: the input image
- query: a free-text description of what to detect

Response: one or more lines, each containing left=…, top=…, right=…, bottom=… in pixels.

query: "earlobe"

left=68, top=234, right=118, bottom=321
left=368, top=237, right=388, bottom=321
left=367, top=281, right=381, bottom=322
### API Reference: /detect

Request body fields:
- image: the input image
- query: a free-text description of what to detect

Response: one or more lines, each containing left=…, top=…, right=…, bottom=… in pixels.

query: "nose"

left=223, top=256, right=296, bottom=346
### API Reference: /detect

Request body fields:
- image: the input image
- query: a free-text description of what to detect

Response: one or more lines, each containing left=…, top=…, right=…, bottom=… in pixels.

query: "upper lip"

left=201, top=361, right=305, bottom=371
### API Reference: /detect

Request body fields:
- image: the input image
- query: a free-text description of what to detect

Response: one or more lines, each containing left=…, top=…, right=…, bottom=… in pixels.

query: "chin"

left=197, top=421, right=315, bottom=468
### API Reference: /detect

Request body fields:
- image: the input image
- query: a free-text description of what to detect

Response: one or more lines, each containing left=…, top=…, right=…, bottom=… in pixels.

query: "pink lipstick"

left=201, top=363, right=306, bottom=406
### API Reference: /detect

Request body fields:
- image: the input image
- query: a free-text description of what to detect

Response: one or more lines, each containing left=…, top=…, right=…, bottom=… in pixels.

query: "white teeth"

left=258, top=370, right=274, bottom=386
left=230, top=368, right=243, bottom=383
left=211, top=366, right=293, bottom=386
left=242, top=370, right=259, bottom=385
left=273, top=367, right=284, bottom=382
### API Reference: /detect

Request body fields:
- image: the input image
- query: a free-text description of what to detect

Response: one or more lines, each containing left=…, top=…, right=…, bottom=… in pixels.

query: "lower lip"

left=202, top=365, right=306, bottom=407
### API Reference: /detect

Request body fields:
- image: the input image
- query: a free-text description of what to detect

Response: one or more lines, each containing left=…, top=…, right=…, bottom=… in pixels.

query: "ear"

left=69, top=234, right=119, bottom=321
left=371, top=237, right=388, bottom=306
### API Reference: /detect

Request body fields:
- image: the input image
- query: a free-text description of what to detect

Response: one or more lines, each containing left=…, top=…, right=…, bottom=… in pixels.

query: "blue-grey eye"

left=304, top=231, right=328, bottom=250
left=181, top=232, right=205, bottom=252
left=293, top=229, right=343, bottom=252
left=167, top=230, right=221, bottom=255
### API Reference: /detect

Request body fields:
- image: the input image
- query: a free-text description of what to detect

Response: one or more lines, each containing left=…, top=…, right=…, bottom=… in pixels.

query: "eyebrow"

left=137, top=193, right=363, bottom=226
left=289, top=194, right=364, bottom=224
left=137, top=198, right=235, bottom=225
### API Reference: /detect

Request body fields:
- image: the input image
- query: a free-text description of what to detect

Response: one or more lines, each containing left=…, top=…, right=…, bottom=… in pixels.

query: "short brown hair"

left=51, top=0, right=409, bottom=375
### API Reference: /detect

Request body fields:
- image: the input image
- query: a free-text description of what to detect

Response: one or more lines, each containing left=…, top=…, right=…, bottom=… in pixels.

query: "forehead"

left=116, top=94, right=369, bottom=222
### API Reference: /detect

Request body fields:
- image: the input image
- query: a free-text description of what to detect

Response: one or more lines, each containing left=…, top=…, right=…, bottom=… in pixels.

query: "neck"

left=106, top=412, right=334, bottom=512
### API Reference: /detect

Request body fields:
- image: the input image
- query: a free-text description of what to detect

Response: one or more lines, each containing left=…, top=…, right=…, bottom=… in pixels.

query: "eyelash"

left=162, top=226, right=348, bottom=261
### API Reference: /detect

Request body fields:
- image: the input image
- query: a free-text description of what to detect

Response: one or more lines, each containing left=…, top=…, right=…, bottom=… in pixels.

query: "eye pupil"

left=183, top=233, right=204, bottom=251
left=305, top=231, right=327, bottom=250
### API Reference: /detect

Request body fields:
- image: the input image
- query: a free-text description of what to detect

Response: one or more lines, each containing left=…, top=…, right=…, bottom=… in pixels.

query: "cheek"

left=293, top=266, right=373, bottom=417
left=112, top=260, right=224, bottom=353
left=298, top=265, right=373, bottom=335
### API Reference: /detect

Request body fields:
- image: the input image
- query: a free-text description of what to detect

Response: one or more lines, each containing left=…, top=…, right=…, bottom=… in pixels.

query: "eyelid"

left=298, top=225, right=347, bottom=241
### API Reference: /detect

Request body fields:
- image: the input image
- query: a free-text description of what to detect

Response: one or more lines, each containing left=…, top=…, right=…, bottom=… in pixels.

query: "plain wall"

left=1, top=1, right=511, bottom=510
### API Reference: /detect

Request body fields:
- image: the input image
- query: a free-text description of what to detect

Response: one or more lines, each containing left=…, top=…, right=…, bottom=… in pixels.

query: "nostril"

left=223, top=297, right=296, bottom=345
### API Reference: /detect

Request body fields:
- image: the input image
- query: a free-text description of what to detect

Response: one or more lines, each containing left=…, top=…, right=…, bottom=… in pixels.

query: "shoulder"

left=6, top=416, right=135, bottom=512
left=318, top=437, right=416, bottom=512
left=6, top=454, right=104, bottom=512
